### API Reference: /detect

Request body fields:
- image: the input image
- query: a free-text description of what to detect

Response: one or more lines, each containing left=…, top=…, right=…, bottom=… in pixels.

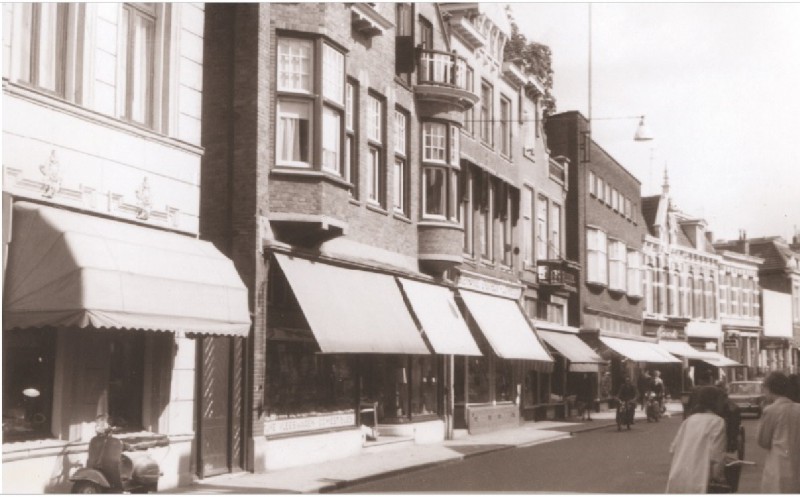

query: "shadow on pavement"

left=446, top=444, right=513, bottom=456
left=167, top=484, right=301, bottom=494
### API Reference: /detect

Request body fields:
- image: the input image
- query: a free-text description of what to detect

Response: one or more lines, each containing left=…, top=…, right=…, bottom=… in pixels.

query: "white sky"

left=510, top=2, right=800, bottom=242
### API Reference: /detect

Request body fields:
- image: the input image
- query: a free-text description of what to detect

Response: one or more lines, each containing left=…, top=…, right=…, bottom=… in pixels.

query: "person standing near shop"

left=757, top=372, right=800, bottom=493
left=666, top=386, right=727, bottom=493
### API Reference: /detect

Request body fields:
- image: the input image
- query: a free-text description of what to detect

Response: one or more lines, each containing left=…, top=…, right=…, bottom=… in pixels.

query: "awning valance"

left=599, top=336, right=681, bottom=363
left=538, top=330, right=606, bottom=372
left=274, top=254, right=429, bottom=354
left=686, top=320, right=723, bottom=339
left=4, top=202, right=251, bottom=336
left=397, top=278, right=481, bottom=356
left=694, top=351, right=742, bottom=368
left=459, top=290, right=553, bottom=364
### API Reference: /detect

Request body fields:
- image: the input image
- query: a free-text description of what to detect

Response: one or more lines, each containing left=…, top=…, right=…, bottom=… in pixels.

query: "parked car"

left=727, top=381, right=765, bottom=418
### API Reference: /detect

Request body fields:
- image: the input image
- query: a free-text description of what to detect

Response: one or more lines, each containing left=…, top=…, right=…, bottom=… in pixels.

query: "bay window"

left=276, top=36, right=347, bottom=174
left=608, top=240, right=627, bottom=292
left=586, top=228, right=607, bottom=285
left=627, top=250, right=642, bottom=297
left=421, top=121, right=461, bottom=220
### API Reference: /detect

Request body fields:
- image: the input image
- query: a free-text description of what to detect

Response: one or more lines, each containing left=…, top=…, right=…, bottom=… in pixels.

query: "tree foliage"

left=504, top=7, right=557, bottom=116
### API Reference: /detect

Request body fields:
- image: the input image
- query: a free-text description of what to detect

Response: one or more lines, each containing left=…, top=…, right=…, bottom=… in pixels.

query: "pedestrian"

left=757, top=372, right=800, bottom=493
left=787, top=373, right=800, bottom=403
left=616, top=376, right=638, bottom=425
left=638, top=371, right=652, bottom=410
left=579, top=373, right=596, bottom=421
left=666, top=386, right=727, bottom=493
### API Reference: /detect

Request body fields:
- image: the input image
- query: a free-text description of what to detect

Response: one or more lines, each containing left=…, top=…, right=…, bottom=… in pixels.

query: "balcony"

left=537, top=259, right=580, bottom=295
left=414, top=49, right=480, bottom=117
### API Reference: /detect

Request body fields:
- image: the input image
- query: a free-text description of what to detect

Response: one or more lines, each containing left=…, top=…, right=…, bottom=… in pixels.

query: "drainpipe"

left=446, top=355, right=455, bottom=440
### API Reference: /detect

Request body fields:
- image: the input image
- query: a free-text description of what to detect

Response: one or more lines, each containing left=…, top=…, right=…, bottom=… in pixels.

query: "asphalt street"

left=338, top=415, right=768, bottom=494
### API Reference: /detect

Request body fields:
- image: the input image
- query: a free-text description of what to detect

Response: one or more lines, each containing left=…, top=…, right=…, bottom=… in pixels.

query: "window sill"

left=349, top=197, right=362, bottom=206
left=392, top=211, right=412, bottom=224
left=586, top=280, right=607, bottom=290
left=366, top=202, right=389, bottom=215
left=271, top=167, right=354, bottom=190
left=608, top=287, right=627, bottom=297
left=3, top=81, right=203, bottom=155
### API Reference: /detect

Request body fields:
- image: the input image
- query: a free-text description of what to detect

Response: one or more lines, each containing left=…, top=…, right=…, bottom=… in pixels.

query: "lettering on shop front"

left=264, top=413, right=355, bottom=436
left=458, top=275, right=521, bottom=300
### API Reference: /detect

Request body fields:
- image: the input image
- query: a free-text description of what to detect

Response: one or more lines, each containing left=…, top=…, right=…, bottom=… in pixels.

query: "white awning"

left=459, top=290, right=553, bottom=363
left=3, top=202, right=251, bottom=336
left=538, top=330, right=606, bottom=373
left=274, top=254, right=430, bottom=354
left=694, top=351, right=742, bottom=368
left=658, top=340, right=708, bottom=360
left=397, top=278, right=481, bottom=356
left=599, top=336, right=681, bottom=363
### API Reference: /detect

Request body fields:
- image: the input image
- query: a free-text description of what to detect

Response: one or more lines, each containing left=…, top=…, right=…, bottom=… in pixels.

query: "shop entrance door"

left=197, top=336, right=245, bottom=478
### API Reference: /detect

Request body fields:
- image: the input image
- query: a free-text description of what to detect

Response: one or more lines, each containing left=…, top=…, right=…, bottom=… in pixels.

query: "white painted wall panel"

left=93, top=48, right=117, bottom=86
left=177, top=112, right=201, bottom=145
left=178, top=85, right=202, bottom=119
left=3, top=4, right=12, bottom=78
left=179, top=57, right=202, bottom=92
left=95, top=2, right=118, bottom=23
left=180, top=3, right=205, bottom=38
left=179, top=29, right=203, bottom=64
left=93, top=80, right=117, bottom=116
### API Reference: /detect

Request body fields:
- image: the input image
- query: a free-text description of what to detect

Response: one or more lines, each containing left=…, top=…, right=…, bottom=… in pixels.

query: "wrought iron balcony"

left=537, top=259, right=580, bottom=294
left=413, top=49, right=480, bottom=113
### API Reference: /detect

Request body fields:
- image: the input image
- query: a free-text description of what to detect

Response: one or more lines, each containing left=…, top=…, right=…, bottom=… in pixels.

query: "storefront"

left=535, top=323, right=607, bottom=418
left=453, top=287, right=553, bottom=433
left=2, top=202, right=251, bottom=493
left=658, top=339, right=742, bottom=393
left=263, top=253, right=481, bottom=470
left=722, top=328, right=760, bottom=380
left=761, top=290, right=796, bottom=374
left=642, top=318, right=688, bottom=397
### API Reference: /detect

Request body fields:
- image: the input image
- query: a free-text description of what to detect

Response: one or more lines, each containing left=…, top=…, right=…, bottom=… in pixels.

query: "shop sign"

left=264, top=413, right=355, bottom=436
left=458, top=274, right=521, bottom=300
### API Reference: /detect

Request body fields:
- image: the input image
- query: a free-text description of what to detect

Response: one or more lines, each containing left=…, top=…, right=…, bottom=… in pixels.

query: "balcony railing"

left=537, top=259, right=579, bottom=293
left=417, top=49, right=469, bottom=90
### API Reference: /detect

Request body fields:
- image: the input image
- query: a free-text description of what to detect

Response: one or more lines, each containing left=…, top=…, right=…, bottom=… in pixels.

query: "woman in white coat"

left=757, top=372, right=800, bottom=493
left=666, top=386, right=727, bottom=493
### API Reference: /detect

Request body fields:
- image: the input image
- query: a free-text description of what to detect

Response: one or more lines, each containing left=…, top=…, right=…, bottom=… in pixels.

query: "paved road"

left=339, top=415, right=768, bottom=493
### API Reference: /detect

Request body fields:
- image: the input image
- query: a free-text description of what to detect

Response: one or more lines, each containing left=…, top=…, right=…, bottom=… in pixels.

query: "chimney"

left=791, top=226, right=800, bottom=251
left=738, top=230, right=750, bottom=255
left=705, top=231, right=714, bottom=245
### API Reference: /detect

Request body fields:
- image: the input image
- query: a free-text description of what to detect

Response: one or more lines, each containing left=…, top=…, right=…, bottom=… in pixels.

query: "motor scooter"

left=616, top=399, right=635, bottom=431
left=70, top=418, right=163, bottom=494
left=645, top=391, right=661, bottom=422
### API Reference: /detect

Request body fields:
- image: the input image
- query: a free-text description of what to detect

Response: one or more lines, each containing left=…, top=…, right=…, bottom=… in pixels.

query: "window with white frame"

left=322, top=106, right=342, bottom=173
left=480, top=80, right=493, bottom=145
left=522, top=186, right=534, bottom=266
left=708, top=275, right=717, bottom=319
left=345, top=79, right=358, bottom=195
left=500, top=95, right=511, bottom=156
left=322, top=44, right=344, bottom=104
left=423, top=123, right=447, bottom=162
left=645, top=265, right=654, bottom=312
left=536, top=195, right=548, bottom=261
left=551, top=203, right=562, bottom=259
left=423, top=167, right=446, bottom=217
left=278, top=37, right=313, bottom=92
left=19, top=3, right=68, bottom=96
left=450, top=126, right=460, bottom=165
left=464, top=66, right=475, bottom=135
left=461, top=168, right=474, bottom=256
left=277, top=100, right=312, bottom=166
left=693, top=275, right=703, bottom=318
left=586, top=228, right=607, bottom=285
left=686, top=274, right=695, bottom=317
left=608, top=239, right=627, bottom=291
left=366, top=93, right=385, bottom=205
left=588, top=171, right=596, bottom=197
left=741, top=276, right=750, bottom=317
left=605, top=183, right=612, bottom=206
left=480, top=181, right=494, bottom=260
left=669, top=270, right=680, bottom=315
left=627, top=250, right=642, bottom=297
left=393, top=108, right=408, bottom=214
left=611, top=189, right=619, bottom=211
left=730, top=275, right=739, bottom=316
left=121, top=3, right=157, bottom=127
left=501, top=192, right=513, bottom=267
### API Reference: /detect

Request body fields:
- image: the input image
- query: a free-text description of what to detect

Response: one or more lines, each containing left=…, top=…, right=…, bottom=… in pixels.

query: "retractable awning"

left=538, top=330, right=606, bottom=372
left=658, top=340, right=708, bottom=360
left=693, top=351, right=742, bottom=368
left=458, top=290, right=553, bottom=365
left=599, top=336, right=681, bottom=363
left=273, top=253, right=429, bottom=354
left=397, top=278, right=481, bottom=356
left=4, top=202, right=251, bottom=336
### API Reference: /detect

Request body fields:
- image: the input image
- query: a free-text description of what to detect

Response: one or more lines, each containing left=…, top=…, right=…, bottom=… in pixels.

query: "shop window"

left=467, top=356, right=491, bottom=404
left=494, top=359, right=515, bottom=403
left=108, top=333, right=145, bottom=431
left=266, top=340, right=356, bottom=418
left=19, top=3, right=68, bottom=96
left=3, top=329, right=55, bottom=441
left=410, top=356, right=438, bottom=416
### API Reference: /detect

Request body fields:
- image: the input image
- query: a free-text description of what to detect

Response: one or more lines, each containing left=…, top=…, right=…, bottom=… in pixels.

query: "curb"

left=317, top=432, right=570, bottom=493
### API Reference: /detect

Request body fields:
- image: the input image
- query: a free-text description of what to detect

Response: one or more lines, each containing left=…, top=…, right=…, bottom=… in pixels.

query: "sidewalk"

left=168, top=402, right=682, bottom=494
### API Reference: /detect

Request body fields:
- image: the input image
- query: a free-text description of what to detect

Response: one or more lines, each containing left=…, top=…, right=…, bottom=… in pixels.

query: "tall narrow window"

left=322, top=107, right=342, bottom=174
left=464, top=66, right=475, bottom=135
left=550, top=203, right=561, bottom=258
left=608, top=240, right=627, bottom=292
left=423, top=123, right=447, bottom=162
left=480, top=182, right=494, bottom=260
left=588, top=171, right=596, bottom=197
left=345, top=79, right=358, bottom=195
left=276, top=100, right=312, bottom=166
left=586, top=228, right=607, bottom=285
left=480, top=81, right=493, bottom=145
left=669, top=270, right=680, bottom=315
left=393, top=108, right=408, bottom=214
left=321, top=44, right=345, bottom=176
left=536, top=195, right=548, bottom=261
left=645, top=266, right=654, bottom=312
left=522, top=186, right=534, bottom=267
left=423, top=167, right=446, bottom=217
left=278, top=37, right=313, bottom=92
left=366, top=93, right=385, bottom=205
left=20, top=3, right=68, bottom=95
left=395, top=3, right=413, bottom=84
left=121, top=3, right=156, bottom=126
left=461, top=168, right=474, bottom=256
left=500, top=95, right=511, bottom=156
left=627, top=250, right=642, bottom=297
left=501, top=193, right=512, bottom=267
